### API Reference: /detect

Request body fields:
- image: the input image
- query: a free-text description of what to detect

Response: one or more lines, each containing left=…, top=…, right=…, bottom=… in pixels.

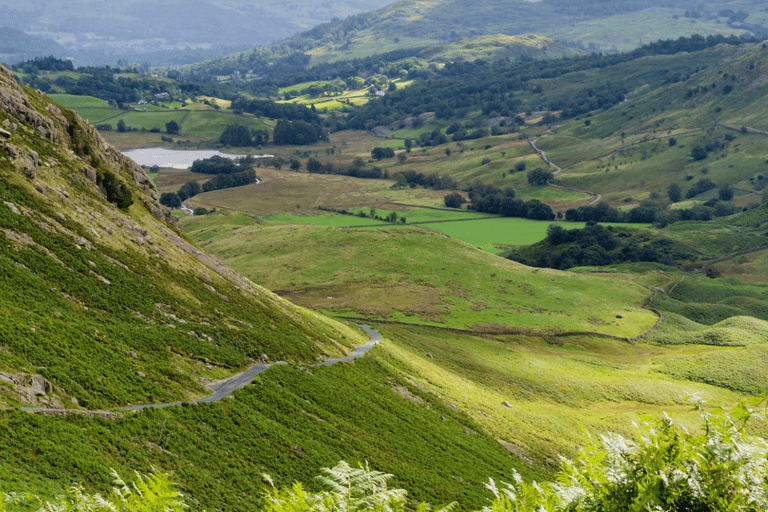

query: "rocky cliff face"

left=0, top=63, right=362, bottom=409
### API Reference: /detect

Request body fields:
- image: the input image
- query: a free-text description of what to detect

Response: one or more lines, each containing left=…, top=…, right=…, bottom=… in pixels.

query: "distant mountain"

left=0, top=0, right=401, bottom=66
left=0, top=27, right=68, bottom=65
left=187, top=0, right=768, bottom=78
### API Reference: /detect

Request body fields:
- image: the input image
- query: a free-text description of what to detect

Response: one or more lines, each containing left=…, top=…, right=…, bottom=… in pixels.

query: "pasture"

left=183, top=210, right=658, bottom=337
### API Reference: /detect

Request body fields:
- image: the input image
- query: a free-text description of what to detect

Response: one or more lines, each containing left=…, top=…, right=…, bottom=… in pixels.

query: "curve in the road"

left=120, top=324, right=381, bottom=412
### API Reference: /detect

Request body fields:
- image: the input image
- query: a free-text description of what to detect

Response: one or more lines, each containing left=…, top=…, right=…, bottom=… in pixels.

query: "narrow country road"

left=119, top=324, right=381, bottom=411
left=529, top=137, right=602, bottom=206
left=24, top=325, right=381, bottom=415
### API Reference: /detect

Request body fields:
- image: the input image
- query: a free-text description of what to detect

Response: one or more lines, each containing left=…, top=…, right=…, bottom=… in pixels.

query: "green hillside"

left=187, top=0, right=768, bottom=78
left=0, top=63, right=363, bottom=411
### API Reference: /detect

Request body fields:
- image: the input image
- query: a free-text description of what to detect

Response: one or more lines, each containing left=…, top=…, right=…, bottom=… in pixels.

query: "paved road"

left=119, top=324, right=380, bottom=411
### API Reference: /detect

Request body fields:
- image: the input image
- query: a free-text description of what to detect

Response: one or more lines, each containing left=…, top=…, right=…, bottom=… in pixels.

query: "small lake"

left=122, top=148, right=274, bottom=169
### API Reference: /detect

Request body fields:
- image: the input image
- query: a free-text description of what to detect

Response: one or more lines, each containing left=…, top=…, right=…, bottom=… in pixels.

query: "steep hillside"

left=0, top=63, right=364, bottom=410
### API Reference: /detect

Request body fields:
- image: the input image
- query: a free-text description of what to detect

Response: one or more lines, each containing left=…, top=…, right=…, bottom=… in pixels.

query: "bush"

left=97, top=170, right=133, bottom=210
left=691, top=145, right=708, bottom=161
left=444, top=193, right=466, bottom=208
left=159, top=192, right=181, bottom=208
left=526, top=168, right=553, bottom=186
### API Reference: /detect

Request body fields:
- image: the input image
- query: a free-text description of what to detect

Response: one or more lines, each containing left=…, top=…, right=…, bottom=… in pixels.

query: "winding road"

left=529, top=137, right=603, bottom=206
left=120, top=325, right=381, bottom=412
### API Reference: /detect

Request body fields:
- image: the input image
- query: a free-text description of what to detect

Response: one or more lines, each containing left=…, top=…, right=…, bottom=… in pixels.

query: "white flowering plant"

left=485, top=399, right=768, bottom=512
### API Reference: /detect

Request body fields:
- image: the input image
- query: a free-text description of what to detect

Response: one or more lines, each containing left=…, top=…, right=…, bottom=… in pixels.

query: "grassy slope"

left=0, top=356, right=531, bottom=510
left=0, top=65, right=364, bottom=410
left=185, top=211, right=657, bottom=337
left=533, top=43, right=768, bottom=203
left=196, top=0, right=766, bottom=70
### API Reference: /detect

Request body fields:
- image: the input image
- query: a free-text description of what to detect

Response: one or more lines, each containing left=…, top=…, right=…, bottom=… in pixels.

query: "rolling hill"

left=187, top=0, right=768, bottom=78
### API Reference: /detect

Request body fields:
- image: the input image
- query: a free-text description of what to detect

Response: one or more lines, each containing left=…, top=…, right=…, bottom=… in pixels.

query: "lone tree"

left=166, top=120, right=180, bottom=135
left=667, top=183, right=682, bottom=203
left=719, top=184, right=734, bottom=201
left=691, top=145, right=707, bottom=161
left=527, top=168, right=553, bottom=186
left=444, top=192, right=466, bottom=208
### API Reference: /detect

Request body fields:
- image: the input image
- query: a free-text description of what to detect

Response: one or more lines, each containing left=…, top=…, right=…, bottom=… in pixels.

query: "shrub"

left=97, top=170, right=133, bottom=210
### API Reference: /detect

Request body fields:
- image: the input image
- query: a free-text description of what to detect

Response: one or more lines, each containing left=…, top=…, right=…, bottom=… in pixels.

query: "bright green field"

left=74, top=107, right=121, bottom=124
left=48, top=94, right=110, bottom=108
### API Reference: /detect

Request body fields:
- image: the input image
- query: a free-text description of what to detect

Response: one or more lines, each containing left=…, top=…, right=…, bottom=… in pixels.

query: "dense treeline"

left=218, top=124, right=270, bottom=147
left=160, top=163, right=257, bottom=208
left=230, top=98, right=321, bottom=123
left=564, top=199, right=740, bottom=227
left=189, top=155, right=245, bottom=175
left=464, top=182, right=555, bottom=220
left=273, top=119, right=326, bottom=145
left=507, top=223, right=698, bottom=270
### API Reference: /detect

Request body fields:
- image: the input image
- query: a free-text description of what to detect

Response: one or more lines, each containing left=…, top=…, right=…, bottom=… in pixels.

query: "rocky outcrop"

left=0, top=372, right=62, bottom=408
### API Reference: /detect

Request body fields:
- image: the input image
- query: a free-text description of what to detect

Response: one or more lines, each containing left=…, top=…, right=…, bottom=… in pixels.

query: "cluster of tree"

left=393, top=170, right=457, bottom=190
left=218, top=124, right=270, bottom=147
left=371, top=147, right=396, bottom=160
left=685, top=177, right=716, bottom=198
left=527, top=168, right=554, bottom=186
left=189, top=155, right=246, bottom=175
left=159, top=169, right=257, bottom=208
left=549, top=81, right=627, bottom=119
left=306, top=157, right=389, bottom=180
left=464, top=182, right=555, bottom=220
left=272, top=119, right=326, bottom=145
left=507, top=223, right=698, bottom=270
left=14, top=55, right=74, bottom=72
left=564, top=197, right=739, bottom=227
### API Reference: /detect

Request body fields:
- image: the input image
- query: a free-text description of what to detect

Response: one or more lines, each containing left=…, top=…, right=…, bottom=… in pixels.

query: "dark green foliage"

left=230, top=98, right=321, bottom=123
left=667, top=183, right=682, bottom=203
left=444, top=192, right=466, bottom=208
left=691, top=145, right=708, bottom=161
left=686, top=178, right=716, bottom=198
left=506, top=224, right=698, bottom=270
left=96, top=170, right=133, bottom=210
left=201, top=169, right=256, bottom=192
left=177, top=180, right=202, bottom=201
left=526, top=168, right=553, bottom=186
left=467, top=182, right=554, bottom=220
left=371, top=147, right=395, bottom=160
left=159, top=192, right=181, bottom=208
left=189, top=155, right=240, bottom=175
left=0, top=358, right=529, bottom=510
left=273, top=119, right=325, bottom=145
left=165, top=121, right=180, bottom=135
left=719, top=184, right=734, bottom=201
left=219, top=124, right=270, bottom=147
left=392, top=170, right=456, bottom=190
